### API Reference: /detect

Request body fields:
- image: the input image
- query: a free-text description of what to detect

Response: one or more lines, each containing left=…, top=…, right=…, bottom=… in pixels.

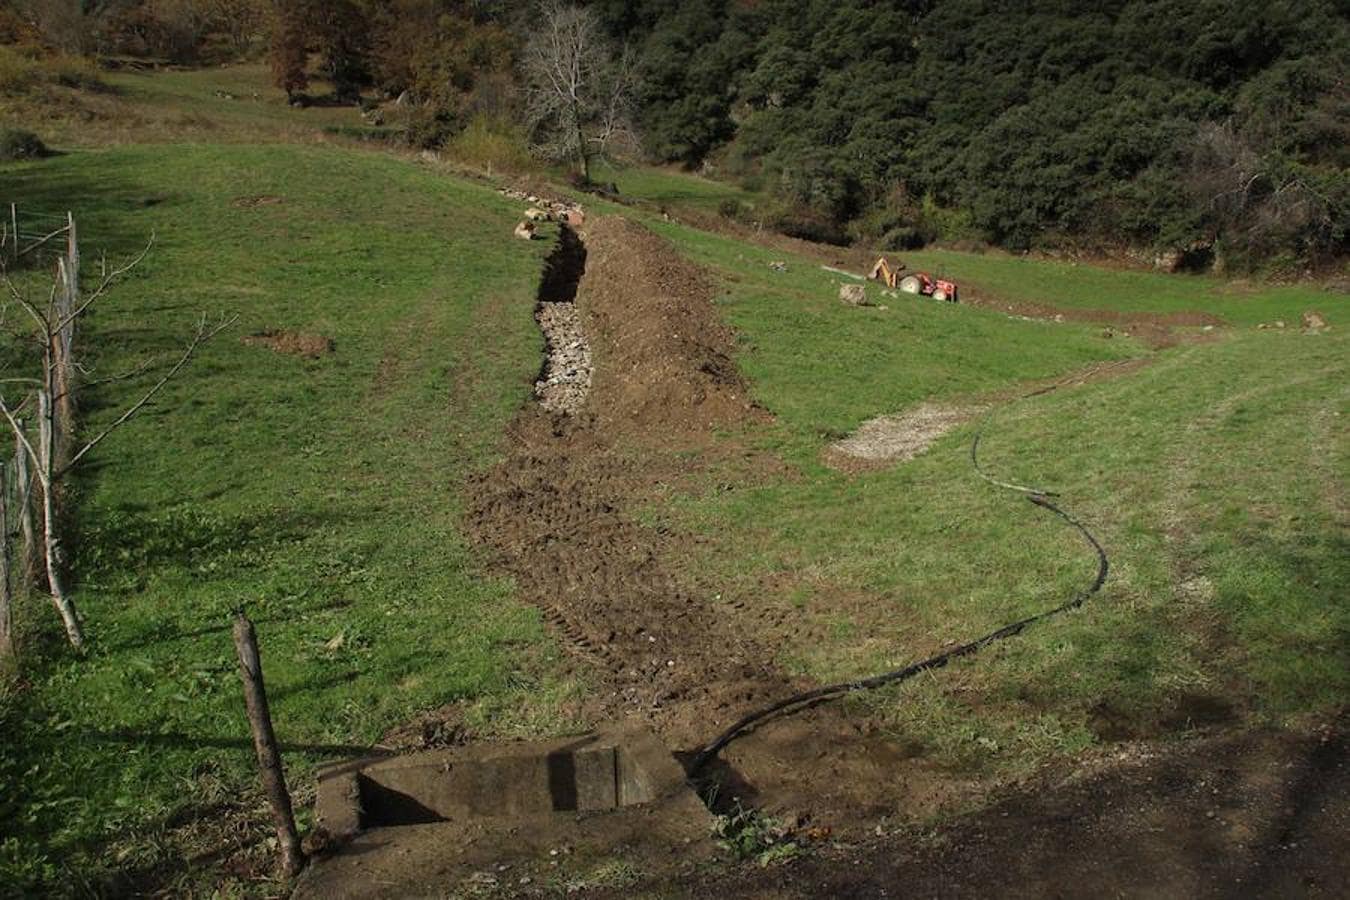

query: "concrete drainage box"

left=315, top=729, right=699, bottom=840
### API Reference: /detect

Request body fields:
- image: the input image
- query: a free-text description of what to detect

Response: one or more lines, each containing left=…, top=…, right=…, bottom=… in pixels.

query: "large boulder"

left=838, top=283, right=870, bottom=306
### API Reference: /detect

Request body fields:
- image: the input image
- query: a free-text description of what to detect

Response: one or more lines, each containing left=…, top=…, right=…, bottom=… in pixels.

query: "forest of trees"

left=603, top=0, right=1348, bottom=269
left=5, top=0, right=1347, bottom=268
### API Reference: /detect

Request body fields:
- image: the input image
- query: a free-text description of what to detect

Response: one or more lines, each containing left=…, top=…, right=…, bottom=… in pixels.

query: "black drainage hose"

left=688, top=390, right=1109, bottom=776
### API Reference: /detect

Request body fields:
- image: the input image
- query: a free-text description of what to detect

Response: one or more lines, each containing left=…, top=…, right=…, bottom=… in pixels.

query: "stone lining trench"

left=533, top=225, right=592, bottom=415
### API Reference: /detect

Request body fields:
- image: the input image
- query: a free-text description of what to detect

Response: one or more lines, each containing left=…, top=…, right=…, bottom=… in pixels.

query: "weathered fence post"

left=232, top=610, right=305, bottom=878
left=52, top=213, right=78, bottom=455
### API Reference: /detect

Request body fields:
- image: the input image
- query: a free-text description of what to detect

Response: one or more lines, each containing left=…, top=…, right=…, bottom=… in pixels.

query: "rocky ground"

left=535, top=300, right=592, bottom=415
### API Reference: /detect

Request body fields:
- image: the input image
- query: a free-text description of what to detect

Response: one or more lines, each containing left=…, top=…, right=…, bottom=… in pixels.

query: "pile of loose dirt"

left=826, top=402, right=980, bottom=470
left=579, top=216, right=758, bottom=432
left=240, top=329, right=333, bottom=358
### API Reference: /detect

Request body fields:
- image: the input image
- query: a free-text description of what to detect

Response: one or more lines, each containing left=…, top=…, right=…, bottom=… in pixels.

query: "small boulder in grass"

left=0, top=129, right=50, bottom=161
left=1302, top=310, right=1328, bottom=332
left=838, top=283, right=871, bottom=306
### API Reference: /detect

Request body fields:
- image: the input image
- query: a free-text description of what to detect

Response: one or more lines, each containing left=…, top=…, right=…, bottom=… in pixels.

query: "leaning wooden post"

left=232, top=610, right=305, bottom=878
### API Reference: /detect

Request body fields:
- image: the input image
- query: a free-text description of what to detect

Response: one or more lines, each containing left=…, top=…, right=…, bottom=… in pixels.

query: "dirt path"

left=587, top=719, right=1349, bottom=898
left=317, top=217, right=1348, bottom=899
left=463, top=218, right=967, bottom=834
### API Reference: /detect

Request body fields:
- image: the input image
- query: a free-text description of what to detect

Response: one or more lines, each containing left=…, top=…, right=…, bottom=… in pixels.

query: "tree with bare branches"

left=0, top=226, right=232, bottom=651
left=1183, top=120, right=1340, bottom=268
left=521, top=0, right=638, bottom=183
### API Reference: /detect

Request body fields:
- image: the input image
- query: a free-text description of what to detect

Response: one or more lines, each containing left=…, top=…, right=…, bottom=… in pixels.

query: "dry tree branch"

left=55, top=313, right=237, bottom=480
left=53, top=234, right=155, bottom=334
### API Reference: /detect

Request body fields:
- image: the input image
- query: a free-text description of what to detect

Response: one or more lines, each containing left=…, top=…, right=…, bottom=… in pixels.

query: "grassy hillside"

left=559, top=179, right=1347, bottom=773
left=0, top=61, right=1345, bottom=897
left=619, top=213, right=1349, bottom=773
left=0, top=143, right=575, bottom=894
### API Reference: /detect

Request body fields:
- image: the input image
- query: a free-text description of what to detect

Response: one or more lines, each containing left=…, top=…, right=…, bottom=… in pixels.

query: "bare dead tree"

left=0, top=231, right=234, bottom=650
left=0, top=458, right=12, bottom=663
left=521, top=0, right=638, bottom=182
left=13, top=425, right=39, bottom=592
left=1184, top=121, right=1337, bottom=264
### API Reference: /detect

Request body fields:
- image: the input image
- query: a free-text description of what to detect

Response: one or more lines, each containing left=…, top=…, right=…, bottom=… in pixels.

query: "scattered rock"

left=514, top=220, right=537, bottom=241
left=535, top=301, right=592, bottom=414
left=769, top=260, right=787, bottom=273
left=838, top=284, right=870, bottom=307
left=524, top=206, right=552, bottom=222
left=1274, top=320, right=1286, bottom=329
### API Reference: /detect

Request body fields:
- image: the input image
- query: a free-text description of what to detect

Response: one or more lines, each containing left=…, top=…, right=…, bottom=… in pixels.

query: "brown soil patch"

left=580, top=216, right=760, bottom=432
left=231, top=194, right=283, bottom=208
left=587, top=718, right=1350, bottom=899
left=825, top=402, right=981, bottom=471
left=240, top=329, right=334, bottom=358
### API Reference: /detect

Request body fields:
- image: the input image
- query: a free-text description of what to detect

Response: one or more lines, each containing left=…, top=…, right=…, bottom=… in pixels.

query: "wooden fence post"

left=232, top=610, right=305, bottom=878
left=52, top=214, right=78, bottom=454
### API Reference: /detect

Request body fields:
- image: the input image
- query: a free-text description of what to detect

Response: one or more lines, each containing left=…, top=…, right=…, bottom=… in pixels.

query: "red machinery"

left=867, top=256, right=958, bottom=302
left=897, top=271, right=959, bottom=302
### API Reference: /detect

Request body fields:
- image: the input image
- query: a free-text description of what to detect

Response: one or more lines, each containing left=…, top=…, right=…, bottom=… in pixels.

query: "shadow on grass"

left=73, top=505, right=340, bottom=591
left=2, top=156, right=172, bottom=259
left=68, top=725, right=382, bottom=758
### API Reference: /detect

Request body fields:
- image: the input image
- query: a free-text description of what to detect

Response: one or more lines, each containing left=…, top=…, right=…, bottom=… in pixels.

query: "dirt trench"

left=463, top=218, right=958, bottom=832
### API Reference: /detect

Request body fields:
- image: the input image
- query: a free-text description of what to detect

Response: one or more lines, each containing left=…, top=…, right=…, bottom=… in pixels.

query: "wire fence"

left=2, top=203, right=75, bottom=268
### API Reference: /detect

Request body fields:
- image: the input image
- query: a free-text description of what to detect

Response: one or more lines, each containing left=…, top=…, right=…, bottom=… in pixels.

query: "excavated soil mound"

left=240, top=329, right=333, bottom=358
left=579, top=216, right=757, bottom=432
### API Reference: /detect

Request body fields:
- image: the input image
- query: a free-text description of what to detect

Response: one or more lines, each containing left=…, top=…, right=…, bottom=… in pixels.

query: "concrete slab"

left=300, top=728, right=711, bottom=897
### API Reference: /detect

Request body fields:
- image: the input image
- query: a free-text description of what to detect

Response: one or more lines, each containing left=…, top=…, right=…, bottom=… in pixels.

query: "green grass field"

left=589, top=159, right=764, bottom=216
left=580, top=197, right=1348, bottom=775
left=0, top=143, right=580, bottom=894
left=1, top=63, right=1346, bottom=896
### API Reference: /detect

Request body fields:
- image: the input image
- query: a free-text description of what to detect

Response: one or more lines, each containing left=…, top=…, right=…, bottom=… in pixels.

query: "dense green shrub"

left=0, top=129, right=49, bottom=161
left=597, top=0, right=1349, bottom=267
